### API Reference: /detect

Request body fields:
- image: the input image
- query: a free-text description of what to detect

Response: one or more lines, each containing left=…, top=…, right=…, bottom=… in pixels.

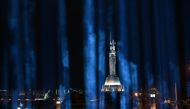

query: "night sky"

left=1, top=0, right=190, bottom=102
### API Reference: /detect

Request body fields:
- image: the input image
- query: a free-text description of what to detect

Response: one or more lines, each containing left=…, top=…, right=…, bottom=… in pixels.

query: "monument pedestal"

left=101, top=75, right=124, bottom=92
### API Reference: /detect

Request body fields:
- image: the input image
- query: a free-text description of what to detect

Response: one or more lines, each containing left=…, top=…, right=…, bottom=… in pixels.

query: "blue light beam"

left=57, top=0, right=70, bottom=108
left=84, top=0, right=97, bottom=108
left=98, top=31, right=106, bottom=109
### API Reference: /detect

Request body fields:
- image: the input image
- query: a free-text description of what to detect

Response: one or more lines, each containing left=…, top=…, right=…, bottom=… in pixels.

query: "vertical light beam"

left=117, top=0, right=134, bottom=108
left=22, top=0, right=36, bottom=108
left=153, top=0, right=171, bottom=108
left=97, top=0, right=106, bottom=108
left=98, top=31, right=105, bottom=109
left=57, top=0, right=70, bottom=108
left=9, top=0, right=23, bottom=90
left=83, top=0, right=97, bottom=108
left=9, top=0, right=22, bottom=108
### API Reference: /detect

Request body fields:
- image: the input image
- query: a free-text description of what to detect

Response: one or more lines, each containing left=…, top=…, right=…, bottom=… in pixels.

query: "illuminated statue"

left=101, top=33, right=124, bottom=92
left=109, top=39, right=116, bottom=75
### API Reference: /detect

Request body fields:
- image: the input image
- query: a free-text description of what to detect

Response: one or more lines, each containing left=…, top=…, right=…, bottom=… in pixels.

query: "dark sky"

left=0, top=0, right=190, bottom=98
